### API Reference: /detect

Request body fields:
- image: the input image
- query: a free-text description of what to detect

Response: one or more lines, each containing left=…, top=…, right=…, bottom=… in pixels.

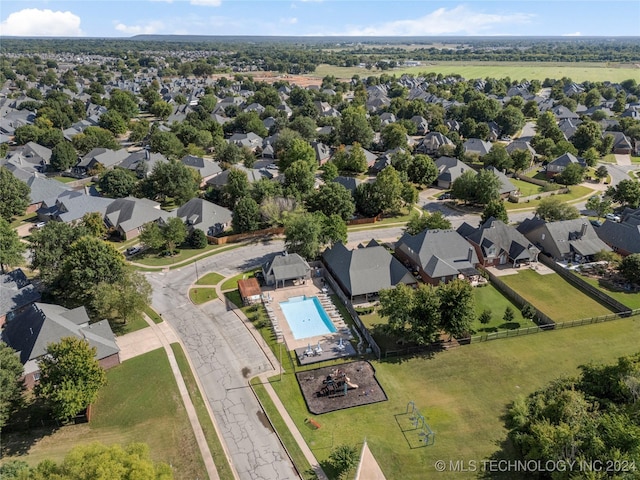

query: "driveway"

left=614, top=153, right=632, bottom=166
left=145, top=240, right=299, bottom=480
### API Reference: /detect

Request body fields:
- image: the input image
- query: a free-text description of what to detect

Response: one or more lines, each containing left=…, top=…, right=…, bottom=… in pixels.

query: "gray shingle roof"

left=0, top=269, right=41, bottom=318
left=1, top=303, right=119, bottom=366
left=263, top=253, right=310, bottom=283
left=176, top=197, right=232, bottom=236
left=323, top=241, right=416, bottom=297
left=104, top=197, right=169, bottom=233
left=460, top=218, right=538, bottom=263
left=38, top=190, right=114, bottom=224
left=596, top=219, right=640, bottom=254
left=180, top=155, right=222, bottom=178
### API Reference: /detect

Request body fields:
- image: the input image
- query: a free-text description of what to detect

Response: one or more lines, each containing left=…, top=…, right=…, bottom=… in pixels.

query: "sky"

left=1, top=0, right=639, bottom=38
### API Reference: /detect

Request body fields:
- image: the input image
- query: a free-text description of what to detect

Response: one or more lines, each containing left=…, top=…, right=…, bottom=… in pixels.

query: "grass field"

left=195, top=271, right=225, bottom=286
left=510, top=178, right=543, bottom=197
left=189, top=287, right=218, bottom=304
left=309, top=62, right=640, bottom=83
left=472, top=284, right=537, bottom=333
left=575, top=274, right=640, bottom=310
left=171, top=343, right=235, bottom=480
left=2, top=349, right=206, bottom=480
left=500, top=269, right=613, bottom=321
left=51, top=176, right=77, bottom=184
left=505, top=185, right=595, bottom=211
left=269, top=316, right=640, bottom=480
left=144, top=305, right=163, bottom=324
left=113, top=314, right=149, bottom=336
left=220, top=268, right=262, bottom=291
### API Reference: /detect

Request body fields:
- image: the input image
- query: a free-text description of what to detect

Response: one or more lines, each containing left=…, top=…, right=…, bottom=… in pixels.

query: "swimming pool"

left=279, top=295, right=337, bottom=340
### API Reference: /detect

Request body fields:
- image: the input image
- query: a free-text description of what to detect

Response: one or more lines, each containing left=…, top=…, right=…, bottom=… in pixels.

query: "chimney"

left=580, top=223, right=587, bottom=238
left=468, top=247, right=474, bottom=263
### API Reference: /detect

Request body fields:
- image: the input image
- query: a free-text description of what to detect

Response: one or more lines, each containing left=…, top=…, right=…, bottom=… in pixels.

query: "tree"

left=510, top=149, right=533, bottom=173
left=438, top=279, right=475, bottom=340
left=139, top=222, right=164, bottom=251
left=223, top=168, right=250, bottom=207
left=379, top=283, right=416, bottom=335
left=98, top=110, right=128, bottom=135
left=451, top=170, right=477, bottom=204
left=483, top=144, right=513, bottom=172
left=288, top=115, right=317, bottom=141
left=251, top=178, right=283, bottom=205
left=0, top=342, right=24, bottom=429
left=405, top=211, right=452, bottom=235
left=277, top=137, right=316, bottom=172
left=72, top=126, right=120, bottom=155
left=585, top=195, right=613, bottom=220
left=98, top=168, right=137, bottom=198
left=306, top=182, right=355, bottom=221
left=146, top=160, right=199, bottom=205
left=149, top=130, right=183, bottom=159
left=50, top=141, right=77, bottom=171
left=284, top=212, right=323, bottom=260
left=381, top=123, right=408, bottom=149
left=503, top=306, right=515, bottom=323
left=36, top=337, right=107, bottom=420
left=466, top=97, right=501, bottom=123
left=150, top=100, right=172, bottom=120
left=354, top=182, right=382, bottom=217
left=408, top=154, right=438, bottom=187
left=0, top=167, right=30, bottom=221
left=521, top=303, right=536, bottom=320
left=481, top=199, right=509, bottom=224
left=320, top=162, right=339, bottom=182
left=232, top=196, right=261, bottom=233
left=161, top=217, right=188, bottom=252
left=0, top=218, right=25, bottom=274
left=80, top=212, right=107, bottom=238
left=108, top=89, right=139, bottom=120
left=595, top=165, right=608, bottom=182
left=496, top=105, right=525, bottom=136
left=339, top=105, right=373, bottom=147
left=619, top=253, right=640, bottom=285
left=187, top=229, right=208, bottom=249
left=474, top=169, right=502, bottom=205
left=479, top=309, right=492, bottom=325
left=607, top=179, right=640, bottom=209
left=284, top=160, right=315, bottom=198
left=557, top=163, right=585, bottom=186
left=373, top=166, right=403, bottom=214
left=572, top=121, right=602, bottom=153
left=410, top=284, right=442, bottom=345
left=92, top=269, right=151, bottom=330
left=320, top=213, right=348, bottom=247
left=328, top=444, right=359, bottom=479
left=535, top=197, right=580, bottom=222
left=344, top=143, right=368, bottom=174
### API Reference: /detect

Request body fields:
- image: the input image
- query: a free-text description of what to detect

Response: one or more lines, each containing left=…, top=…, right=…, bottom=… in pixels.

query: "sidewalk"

left=117, top=318, right=224, bottom=480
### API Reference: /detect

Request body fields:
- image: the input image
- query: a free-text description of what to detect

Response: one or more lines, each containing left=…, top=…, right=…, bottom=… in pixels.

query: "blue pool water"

left=279, top=295, right=337, bottom=340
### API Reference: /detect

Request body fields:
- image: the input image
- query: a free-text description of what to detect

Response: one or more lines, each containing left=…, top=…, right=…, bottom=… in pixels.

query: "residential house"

left=0, top=269, right=41, bottom=327
left=1, top=303, right=120, bottom=389
left=120, top=150, right=168, bottom=178
left=463, top=138, right=492, bottom=157
left=75, top=148, right=128, bottom=174
left=311, top=141, right=332, bottom=165
left=37, top=190, right=114, bottom=224
left=395, top=228, right=480, bottom=285
left=434, top=156, right=475, bottom=189
left=410, top=115, right=429, bottom=135
left=332, top=176, right=362, bottom=194
left=551, top=105, right=580, bottom=121
left=262, top=252, right=311, bottom=288
left=506, top=140, right=537, bottom=160
left=545, top=152, right=586, bottom=178
left=104, top=197, right=170, bottom=240
left=603, top=131, right=633, bottom=155
left=517, top=217, right=610, bottom=262
left=457, top=218, right=539, bottom=267
left=415, top=132, right=453, bottom=156
left=205, top=165, right=275, bottom=188
left=323, top=240, right=416, bottom=301
left=228, top=132, right=263, bottom=151
left=558, top=118, right=581, bottom=140
left=175, top=197, right=232, bottom=237
left=5, top=142, right=52, bottom=173
left=180, top=155, right=222, bottom=186
left=485, top=166, right=517, bottom=197
left=343, top=144, right=378, bottom=169
left=595, top=208, right=640, bottom=256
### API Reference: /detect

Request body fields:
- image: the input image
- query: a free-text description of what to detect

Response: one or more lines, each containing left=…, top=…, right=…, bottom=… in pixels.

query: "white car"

left=605, top=213, right=621, bottom=223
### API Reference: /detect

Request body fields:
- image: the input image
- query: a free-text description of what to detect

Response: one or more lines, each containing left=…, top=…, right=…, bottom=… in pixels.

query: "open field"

left=576, top=274, right=640, bottom=310
left=308, top=62, right=640, bottom=83
left=500, top=269, right=613, bottom=321
left=1, top=348, right=205, bottom=480
left=220, top=268, right=261, bottom=291
left=270, top=316, right=640, bottom=480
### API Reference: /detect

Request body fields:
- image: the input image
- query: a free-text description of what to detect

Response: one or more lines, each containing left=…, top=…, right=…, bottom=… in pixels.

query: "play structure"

left=316, top=368, right=358, bottom=398
left=407, top=401, right=436, bottom=446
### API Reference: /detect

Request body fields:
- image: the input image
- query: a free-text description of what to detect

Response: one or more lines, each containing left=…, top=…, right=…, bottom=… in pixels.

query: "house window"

left=33, top=372, right=40, bottom=381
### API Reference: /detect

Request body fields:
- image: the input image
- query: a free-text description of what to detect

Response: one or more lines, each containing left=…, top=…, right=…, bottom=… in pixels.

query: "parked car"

left=605, top=213, right=621, bottom=223
left=126, top=246, right=142, bottom=256
left=590, top=219, right=603, bottom=227
left=30, top=222, right=46, bottom=231
left=438, top=193, right=452, bottom=200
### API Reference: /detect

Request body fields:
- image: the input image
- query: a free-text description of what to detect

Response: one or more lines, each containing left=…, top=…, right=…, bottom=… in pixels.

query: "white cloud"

left=114, top=20, right=165, bottom=35
left=341, top=6, right=534, bottom=36
left=190, top=0, right=222, bottom=6
left=280, top=17, right=298, bottom=25
left=0, top=8, right=83, bottom=36
left=562, top=32, right=582, bottom=37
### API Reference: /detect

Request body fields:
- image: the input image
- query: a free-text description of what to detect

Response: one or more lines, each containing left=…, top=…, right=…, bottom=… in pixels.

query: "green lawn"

left=9, top=212, right=38, bottom=229
left=500, top=269, right=613, bottom=321
left=171, top=343, right=235, bottom=480
left=632, top=156, right=640, bottom=164
left=189, top=287, right=218, bottom=305
left=220, top=268, right=261, bottom=291
left=144, top=305, right=163, bottom=324
left=472, top=284, right=537, bottom=333
left=133, top=243, right=243, bottom=268
left=510, top=178, right=543, bottom=197
left=309, top=62, right=640, bottom=83
left=506, top=185, right=595, bottom=211
left=195, top=272, right=225, bottom=286
left=601, top=154, right=618, bottom=164
left=269, top=316, right=640, bottom=480
left=51, top=176, right=77, bottom=184
left=575, top=274, right=640, bottom=310
left=2, top=349, right=206, bottom=480
left=112, top=314, right=149, bottom=336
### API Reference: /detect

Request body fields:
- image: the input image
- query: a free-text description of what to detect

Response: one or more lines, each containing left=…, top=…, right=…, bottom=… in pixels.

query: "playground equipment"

left=406, top=401, right=436, bottom=446
left=316, top=368, right=358, bottom=398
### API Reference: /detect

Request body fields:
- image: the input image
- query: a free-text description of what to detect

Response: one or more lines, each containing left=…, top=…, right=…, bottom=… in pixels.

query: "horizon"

left=1, top=1, right=639, bottom=38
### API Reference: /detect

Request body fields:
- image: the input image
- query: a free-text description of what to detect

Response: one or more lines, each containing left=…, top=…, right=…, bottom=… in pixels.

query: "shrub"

left=521, top=303, right=536, bottom=320
left=187, top=229, right=208, bottom=249
left=479, top=309, right=492, bottom=324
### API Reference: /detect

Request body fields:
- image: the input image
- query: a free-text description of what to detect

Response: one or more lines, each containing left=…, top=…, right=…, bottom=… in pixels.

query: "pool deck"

left=262, top=277, right=355, bottom=362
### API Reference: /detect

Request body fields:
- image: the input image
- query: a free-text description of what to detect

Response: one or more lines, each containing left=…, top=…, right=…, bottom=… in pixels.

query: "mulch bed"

left=295, top=361, right=387, bottom=415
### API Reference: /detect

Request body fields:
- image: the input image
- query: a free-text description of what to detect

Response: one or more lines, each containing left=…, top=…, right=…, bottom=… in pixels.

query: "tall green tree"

left=50, top=141, right=77, bottom=171
left=36, top=337, right=107, bottom=421
left=481, top=199, right=509, bottom=224
left=139, top=222, right=164, bottom=251
left=0, top=342, right=24, bottom=429
left=284, top=160, right=315, bottom=198
left=145, top=160, right=199, bottom=205
left=410, top=284, right=442, bottom=345
left=607, top=179, right=640, bottom=209
left=557, top=163, right=585, bottom=186
left=586, top=196, right=613, bottom=220
left=91, top=270, right=151, bottom=329
left=438, top=279, right=475, bottom=340
left=223, top=168, right=250, bottom=208
left=474, top=169, right=502, bottom=205
left=483, top=144, right=513, bottom=172
left=344, top=142, right=369, bottom=174
left=0, top=167, right=30, bottom=221
left=373, top=166, right=404, bottom=214
left=619, top=254, right=640, bottom=285
left=319, top=212, right=347, bottom=247
left=98, top=168, right=137, bottom=198
left=535, top=197, right=580, bottom=222
left=408, top=154, right=438, bottom=187
left=80, top=212, right=107, bottom=238
left=232, top=196, right=261, bottom=233
left=306, top=182, right=355, bottom=221
left=496, top=105, right=525, bottom=136
left=98, top=110, right=128, bottom=135
left=284, top=212, right=323, bottom=260
left=108, top=89, right=139, bottom=120
left=149, top=130, right=184, bottom=159
left=381, top=123, right=408, bottom=149
left=339, top=105, right=373, bottom=147
left=277, top=137, right=316, bottom=172
left=378, top=283, right=416, bottom=335
left=161, top=217, right=188, bottom=252
left=0, top=218, right=25, bottom=274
